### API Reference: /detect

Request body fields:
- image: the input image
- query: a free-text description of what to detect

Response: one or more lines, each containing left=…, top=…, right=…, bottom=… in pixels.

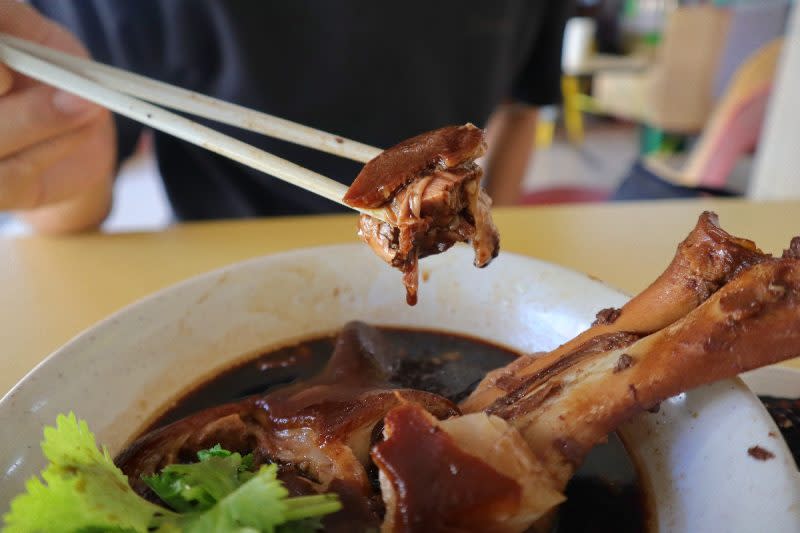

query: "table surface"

left=2, top=198, right=800, bottom=396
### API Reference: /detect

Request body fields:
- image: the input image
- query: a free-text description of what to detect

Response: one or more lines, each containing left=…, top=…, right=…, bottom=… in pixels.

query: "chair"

left=593, top=5, right=732, bottom=133
left=636, top=39, right=784, bottom=191
left=522, top=10, right=787, bottom=205
left=593, top=2, right=788, bottom=142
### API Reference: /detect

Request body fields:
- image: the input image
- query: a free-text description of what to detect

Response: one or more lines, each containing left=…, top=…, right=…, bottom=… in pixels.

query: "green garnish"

left=2, top=413, right=341, bottom=533
left=143, top=445, right=256, bottom=512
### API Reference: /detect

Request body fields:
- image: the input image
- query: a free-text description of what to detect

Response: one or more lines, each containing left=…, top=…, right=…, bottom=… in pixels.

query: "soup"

left=140, top=327, right=648, bottom=533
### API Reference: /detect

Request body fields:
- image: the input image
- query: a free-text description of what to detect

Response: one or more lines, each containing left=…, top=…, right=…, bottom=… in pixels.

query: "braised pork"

left=118, top=213, right=800, bottom=533
left=461, top=212, right=769, bottom=413
left=344, top=124, right=500, bottom=305
left=116, top=322, right=458, bottom=528
left=373, top=405, right=563, bottom=533
left=373, top=255, right=800, bottom=532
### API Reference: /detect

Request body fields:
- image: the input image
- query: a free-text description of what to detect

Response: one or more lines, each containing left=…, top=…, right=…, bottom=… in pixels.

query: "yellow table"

left=2, top=198, right=799, bottom=395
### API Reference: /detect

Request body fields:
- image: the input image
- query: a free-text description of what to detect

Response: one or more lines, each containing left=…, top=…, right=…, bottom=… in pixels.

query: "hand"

left=0, top=0, right=116, bottom=233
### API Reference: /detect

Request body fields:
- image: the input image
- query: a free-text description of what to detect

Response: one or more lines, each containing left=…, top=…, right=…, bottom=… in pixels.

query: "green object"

left=639, top=124, right=663, bottom=155
left=639, top=125, right=687, bottom=156
left=175, top=465, right=339, bottom=533
left=2, top=412, right=173, bottom=533
left=143, top=447, right=257, bottom=512
left=2, top=413, right=341, bottom=533
left=642, top=31, right=662, bottom=47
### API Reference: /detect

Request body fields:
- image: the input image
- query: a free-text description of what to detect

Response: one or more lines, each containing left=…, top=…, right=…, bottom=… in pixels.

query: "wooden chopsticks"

left=0, top=33, right=387, bottom=220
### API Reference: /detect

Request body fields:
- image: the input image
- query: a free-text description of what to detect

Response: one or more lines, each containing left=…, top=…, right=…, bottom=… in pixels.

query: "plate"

left=1, top=244, right=798, bottom=531
left=742, top=366, right=800, bottom=398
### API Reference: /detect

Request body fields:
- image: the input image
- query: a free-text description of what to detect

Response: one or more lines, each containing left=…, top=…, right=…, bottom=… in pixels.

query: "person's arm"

left=483, top=0, right=573, bottom=205
left=0, top=0, right=116, bottom=234
left=483, top=103, right=538, bottom=206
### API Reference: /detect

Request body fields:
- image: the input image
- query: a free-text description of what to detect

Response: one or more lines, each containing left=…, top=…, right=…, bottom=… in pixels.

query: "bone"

left=461, top=212, right=769, bottom=413
left=490, top=258, right=800, bottom=488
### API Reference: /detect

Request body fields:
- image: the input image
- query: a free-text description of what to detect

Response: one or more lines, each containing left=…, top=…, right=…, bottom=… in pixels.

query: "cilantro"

left=1, top=413, right=341, bottom=533
left=143, top=447, right=254, bottom=512
left=2, top=412, right=172, bottom=533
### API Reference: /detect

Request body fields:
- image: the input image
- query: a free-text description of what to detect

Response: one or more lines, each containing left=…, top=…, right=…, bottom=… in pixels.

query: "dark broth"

left=148, top=328, right=647, bottom=532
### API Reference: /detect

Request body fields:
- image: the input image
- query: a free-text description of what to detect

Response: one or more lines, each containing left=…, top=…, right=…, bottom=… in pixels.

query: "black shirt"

left=33, top=1, right=571, bottom=220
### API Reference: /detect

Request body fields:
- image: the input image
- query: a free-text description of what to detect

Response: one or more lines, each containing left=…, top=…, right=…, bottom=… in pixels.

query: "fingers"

left=0, top=0, right=93, bottom=90
left=36, top=118, right=114, bottom=209
left=0, top=1, right=114, bottom=232
left=0, top=84, right=100, bottom=158
left=0, top=123, right=92, bottom=210
left=0, top=1, right=54, bottom=43
left=19, top=117, right=115, bottom=234
left=0, top=1, right=103, bottom=160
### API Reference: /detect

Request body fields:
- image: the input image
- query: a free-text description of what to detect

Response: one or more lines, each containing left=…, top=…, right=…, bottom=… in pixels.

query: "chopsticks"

left=0, top=33, right=388, bottom=220
left=0, top=34, right=383, bottom=164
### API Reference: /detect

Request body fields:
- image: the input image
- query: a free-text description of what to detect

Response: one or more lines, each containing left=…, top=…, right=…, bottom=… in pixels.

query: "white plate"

left=742, top=366, right=800, bottom=398
left=1, top=244, right=799, bottom=531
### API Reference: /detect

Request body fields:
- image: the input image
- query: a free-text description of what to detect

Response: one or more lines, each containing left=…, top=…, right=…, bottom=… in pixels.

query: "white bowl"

left=1, top=244, right=798, bottom=531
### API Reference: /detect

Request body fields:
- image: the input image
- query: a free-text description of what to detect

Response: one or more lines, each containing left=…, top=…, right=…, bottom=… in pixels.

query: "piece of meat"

left=373, top=404, right=563, bottom=533
left=345, top=124, right=500, bottom=305
left=489, top=257, right=800, bottom=489
left=784, top=236, right=800, bottom=259
left=372, top=255, right=800, bottom=532
left=116, top=322, right=458, bottom=527
left=344, top=124, right=487, bottom=208
left=461, top=212, right=769, bottom=413
left=117, top=217, right=800, bottom=533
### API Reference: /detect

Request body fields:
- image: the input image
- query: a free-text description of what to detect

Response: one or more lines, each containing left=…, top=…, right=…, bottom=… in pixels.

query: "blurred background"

left=1, top=0, right=798, bottom=235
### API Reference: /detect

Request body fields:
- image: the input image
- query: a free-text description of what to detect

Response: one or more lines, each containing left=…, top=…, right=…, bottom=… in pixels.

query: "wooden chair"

left=642, top=39, right=784, bottom=189
left=592, top=5, right=732, bottom=134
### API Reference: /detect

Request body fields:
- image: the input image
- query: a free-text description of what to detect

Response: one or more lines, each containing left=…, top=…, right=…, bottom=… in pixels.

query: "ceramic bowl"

left=1, top=244, right=798, bottom=531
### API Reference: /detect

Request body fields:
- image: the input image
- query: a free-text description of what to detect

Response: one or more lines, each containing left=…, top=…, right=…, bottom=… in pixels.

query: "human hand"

left=0, top=0, right=116, bottom=233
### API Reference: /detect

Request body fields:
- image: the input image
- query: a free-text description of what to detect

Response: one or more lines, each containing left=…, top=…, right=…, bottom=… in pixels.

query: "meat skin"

left=345, top=124, right=499, bottom=305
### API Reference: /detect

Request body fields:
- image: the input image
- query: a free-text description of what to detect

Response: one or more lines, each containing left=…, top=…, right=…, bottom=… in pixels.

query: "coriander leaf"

left=178, top=464, right=340, bottom=533
left=143, top=447, right=253, bottom=512
left=196, top=444, right=231, bottom=461
left=178, top=464, right=287, bottom=532
left=283, top=494, right=342, bottom=523
left=239, top=453, right=255, bottom=473
left=2, top=412, right=173, bottom=533
left=196, top=444, right=254, bottom=474
left=2, top=417, right=342, bottom=533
